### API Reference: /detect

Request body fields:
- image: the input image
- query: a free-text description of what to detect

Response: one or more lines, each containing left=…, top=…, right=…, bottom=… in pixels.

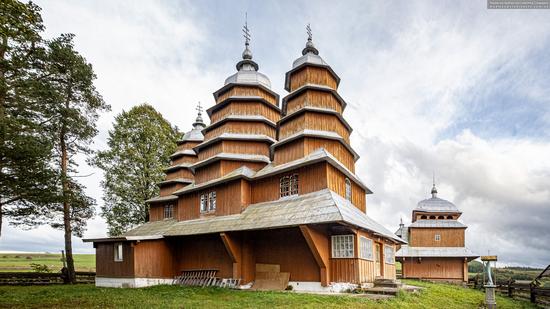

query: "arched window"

left=280, top=174, right=299, bottom=197
left=447, top=215, right=453, bottom=219
left=429, top=215, right=436, bottom=219
left=437, top=215, right=445, bottom=219
left=345, top=178, right=352, bottom=201
left=420, top=215, right=427, bottom=219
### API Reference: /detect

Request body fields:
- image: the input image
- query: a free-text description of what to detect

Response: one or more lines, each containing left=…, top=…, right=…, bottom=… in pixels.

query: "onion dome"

left=180, top=103, right=206, bottom=142
left=414, top=184, right=460, bottom=213
left=292, top=24, right=329, bottom=68
left=224, top=20, right=271, bottom=89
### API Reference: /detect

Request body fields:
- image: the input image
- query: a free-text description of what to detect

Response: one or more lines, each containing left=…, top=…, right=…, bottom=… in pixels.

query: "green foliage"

left=0, top=0, right=58, bottom=237
left=468, top=260, right=483, bottom=273
left=0, top=280, right=537, bottom=308
left=92, top=104, right=179, bottom=236
left=29, top=263, right=51, bottom=273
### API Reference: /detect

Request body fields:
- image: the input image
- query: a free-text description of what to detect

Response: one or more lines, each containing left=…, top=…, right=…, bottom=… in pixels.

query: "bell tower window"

left=345, top=178, right=352, bottom=201
left=280, top=174, right=299, bottom=197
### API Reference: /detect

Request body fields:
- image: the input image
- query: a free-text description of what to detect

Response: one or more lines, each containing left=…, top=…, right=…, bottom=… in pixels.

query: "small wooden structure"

left=85, top=25, right=405, bottom=291
left=395, top=184, right=479, bottom=282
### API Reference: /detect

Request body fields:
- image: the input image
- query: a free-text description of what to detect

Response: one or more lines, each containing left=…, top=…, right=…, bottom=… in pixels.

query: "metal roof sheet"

left=414, top=197, right=460, bottom=213
left=180, top=128, right=204, bottom=143
left=396, top=245, right=478, bottom=258
left=170, top=149, right=196, bottom=159
left=122, top=189, right=405, bottom=244
left=409, top=220, right=467, bottom=228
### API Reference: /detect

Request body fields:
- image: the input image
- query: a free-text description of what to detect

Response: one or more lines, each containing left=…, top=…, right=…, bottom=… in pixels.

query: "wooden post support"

left=220, top=232, right=242, bottom=280
left=299, top=225, right=330, bottom=286
left=530, top=284, right=536, bottom=303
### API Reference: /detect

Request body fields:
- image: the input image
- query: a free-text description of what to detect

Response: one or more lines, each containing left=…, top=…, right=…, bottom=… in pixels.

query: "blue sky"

left=1, top=0, right=549, bottom=267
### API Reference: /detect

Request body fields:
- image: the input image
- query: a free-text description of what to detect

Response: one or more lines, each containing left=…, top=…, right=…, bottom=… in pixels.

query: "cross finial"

left=196, top=101, right=202, bottom=115
left=242, top=13, right=251, bottom=46
left=306, top=23, right=312, bottom=42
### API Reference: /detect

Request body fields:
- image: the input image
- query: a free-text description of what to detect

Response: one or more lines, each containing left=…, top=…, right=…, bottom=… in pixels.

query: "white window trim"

left=359, top=236, right=374, bottom=261
left=384, top=245, right=395, bottom=265
left=435, top=234, right=441, bottom=241
left=331, top=235, right=355, bottom=258
left=114, top=243, right=123, bottom=262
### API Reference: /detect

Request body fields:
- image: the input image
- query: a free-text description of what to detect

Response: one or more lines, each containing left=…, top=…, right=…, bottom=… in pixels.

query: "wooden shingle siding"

left=289, top=66, right=338, bottom=91
left=210, top=101, right=281, bottom=124
left=409, top=228, right=466, bottom=247
left=216, top=86, right=277, bottom=106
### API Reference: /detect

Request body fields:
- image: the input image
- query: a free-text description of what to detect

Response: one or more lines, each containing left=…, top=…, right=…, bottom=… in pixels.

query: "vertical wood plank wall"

left=174, top=234, right=234, bottom=279
left=204, top=122, right=276, bottom=140
left=251, top=163, right=327, bottom=203
left=326, top=164, right=366, bottom=211
left=289, top=66, right=338, bottom=91
left=210, top=102, right=280, bottom=124
left=401, top=257, right=465, bottom=280
left=96, top=242, right=135, bottom=277
left=166, top=168, right=194, bottom=180
left=409, top=228, right=465, bottom=247
left=216, top=86, right=277, bottom=106
left=133, top=240, right=175, bottom=278
left=286, top=91, right=343, bottom=115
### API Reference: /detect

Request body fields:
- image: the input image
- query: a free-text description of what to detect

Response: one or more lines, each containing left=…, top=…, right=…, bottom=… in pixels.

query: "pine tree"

left=92, top=104, right=179, bottom=236
left=39, top=34, right=109, bottom=283
left=0, top=0, right=58, bottom=237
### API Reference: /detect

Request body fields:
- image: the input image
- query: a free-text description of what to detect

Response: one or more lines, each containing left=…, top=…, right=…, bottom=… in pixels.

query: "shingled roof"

left=88, top=189, right=405, bottom=244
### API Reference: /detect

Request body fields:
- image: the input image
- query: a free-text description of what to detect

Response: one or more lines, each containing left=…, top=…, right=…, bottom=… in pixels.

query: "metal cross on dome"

left=306, top=23, right=312, bottom=41
left=196, top=102, right=202, bottom=115
left=242, top=13, right=251, bottom=45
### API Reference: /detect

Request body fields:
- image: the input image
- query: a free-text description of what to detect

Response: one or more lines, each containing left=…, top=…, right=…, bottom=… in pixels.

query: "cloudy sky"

left=1, top=0, right=549, bottom=267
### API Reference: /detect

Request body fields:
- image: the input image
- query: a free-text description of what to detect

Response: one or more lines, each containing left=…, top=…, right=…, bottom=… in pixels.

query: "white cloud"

left=1, top=1, right=549, bottom=267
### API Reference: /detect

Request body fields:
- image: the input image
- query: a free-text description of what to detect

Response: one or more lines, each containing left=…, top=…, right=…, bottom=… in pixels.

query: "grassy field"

left=0, top=253, right=95, bottom=272
left=0, top=280, right=537, bottom=308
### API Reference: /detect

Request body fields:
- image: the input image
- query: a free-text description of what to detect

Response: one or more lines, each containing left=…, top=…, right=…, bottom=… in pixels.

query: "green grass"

left=0, top=253, right=95, bottom=272
left=0, top=280, right=536, bottom=308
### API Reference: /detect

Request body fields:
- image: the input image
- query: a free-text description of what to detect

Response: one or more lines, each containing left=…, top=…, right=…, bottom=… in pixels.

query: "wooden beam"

left=220, top=232, right=242, bottom=279
left=299, top=225, right=330, bottom=286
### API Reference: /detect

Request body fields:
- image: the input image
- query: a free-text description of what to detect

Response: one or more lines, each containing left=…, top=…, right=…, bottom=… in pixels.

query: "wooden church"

left=395, top=183, right=478, bottom=283
left=85, top=25, right=405, bottom=291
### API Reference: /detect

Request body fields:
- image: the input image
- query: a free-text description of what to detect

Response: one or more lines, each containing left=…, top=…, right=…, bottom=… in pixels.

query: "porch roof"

left=396, top=245, right=479, bottom=258
left=119, top=189, right=405, bottom=244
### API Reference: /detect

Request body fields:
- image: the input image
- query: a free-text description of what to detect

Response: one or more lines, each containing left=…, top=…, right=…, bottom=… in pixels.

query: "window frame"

left=331, top=235, right=355, bottom=258
left=384, top=245, right=395, bottom=264
left=164, top=204, right=174, bottom=219
left=359, top=236, right=374, bottom=260
left=200, top=191, right=217, bottom=213
left=114, top=242, right=123, bottom=262
left=280, top=174, right=299, bottom=198
left=435, top=234, right=441, bottom=241
left=345, top=178, right=352, bottom=201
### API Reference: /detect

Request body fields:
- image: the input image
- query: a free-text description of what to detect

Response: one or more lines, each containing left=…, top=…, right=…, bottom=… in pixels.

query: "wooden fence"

left=468, top=276, right=550, bottom=306
left=0, top=272, right=95, bottom=285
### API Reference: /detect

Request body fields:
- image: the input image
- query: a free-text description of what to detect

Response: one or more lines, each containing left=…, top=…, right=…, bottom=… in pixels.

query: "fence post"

left=507, top=279, right=513, bottom=297
left=530, top=285, right=536, bottom=303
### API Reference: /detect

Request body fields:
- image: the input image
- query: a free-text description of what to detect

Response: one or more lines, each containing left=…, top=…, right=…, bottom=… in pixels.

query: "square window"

left=359, top=236, right=374, bottom=260
left=331, top=235, right=354, bottom=258
left=435, top=234, right=441, bottom=241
